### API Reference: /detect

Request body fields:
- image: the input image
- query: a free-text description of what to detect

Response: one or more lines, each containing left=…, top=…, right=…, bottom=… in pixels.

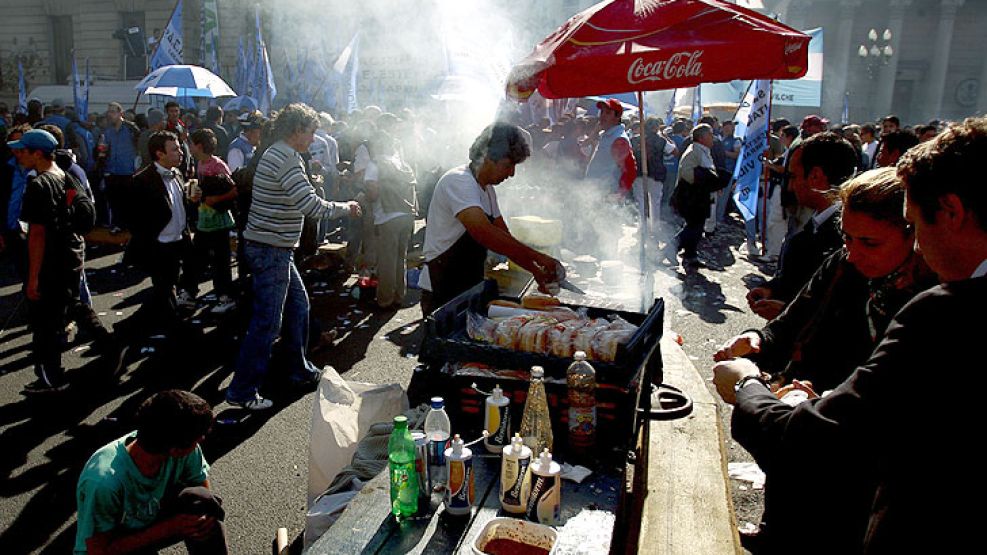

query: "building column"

left=976, top=11, right=987, bottom=116
left=823, top=0, right=862, bottom=120
left=780, top=0, right=807, bottom=31
left=924, top=0, right=964, bottom=121
left=872, top=0, right=911, bottom=120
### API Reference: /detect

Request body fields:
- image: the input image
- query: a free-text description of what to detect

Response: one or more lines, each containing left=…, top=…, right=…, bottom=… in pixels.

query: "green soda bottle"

left=388, top=415, right=419, bottom=517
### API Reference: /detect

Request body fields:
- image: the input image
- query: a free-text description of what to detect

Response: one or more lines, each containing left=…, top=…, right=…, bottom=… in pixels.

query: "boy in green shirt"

left=75, top=390, right=228, bottom=554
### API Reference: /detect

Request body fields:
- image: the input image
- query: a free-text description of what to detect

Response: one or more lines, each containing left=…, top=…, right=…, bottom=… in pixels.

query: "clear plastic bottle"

left=519, top=366, right=553, bottom=455
left=388, top=415, right=418, bottom=517
left=423, top=396, right=452, bottom=491
left=566, top=351, right=597, bottom=460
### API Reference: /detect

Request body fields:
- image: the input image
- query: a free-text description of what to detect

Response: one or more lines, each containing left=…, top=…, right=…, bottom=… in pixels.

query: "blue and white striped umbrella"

left=135, top=64, right=236, bottom=98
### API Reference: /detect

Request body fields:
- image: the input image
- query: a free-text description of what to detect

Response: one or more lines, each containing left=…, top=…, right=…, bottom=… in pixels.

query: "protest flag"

left=200, top=0, right=221, bottom=75
left=332, top=33, right=360, bottom=113
left=731, top=79, right=772, bottom=223
left=17, top=61, right=27, bottom=115
left=691, top=85, right=703, bottom=125
left=150, top=0, right=183, bottom=72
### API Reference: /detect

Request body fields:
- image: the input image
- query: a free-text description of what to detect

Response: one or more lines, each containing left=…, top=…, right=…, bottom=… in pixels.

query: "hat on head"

left=7, top=129, right=58, bottom=154
left=801, top=114, right=829, bottom=129
left=239, top=114, right=263, bottom=130
left=596, top=98, right=624, bottom=115
left=51, top=98, right=65, bottom=109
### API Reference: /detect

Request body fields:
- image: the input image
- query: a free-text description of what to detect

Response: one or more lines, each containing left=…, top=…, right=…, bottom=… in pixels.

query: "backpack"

left=60, top=172, right=97, bottom=235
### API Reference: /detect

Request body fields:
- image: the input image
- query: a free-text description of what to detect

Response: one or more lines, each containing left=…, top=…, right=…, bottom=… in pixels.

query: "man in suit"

left=746, top=132, right=858, bottom=320
left=116, top=131, right=197, bottom=352
left=713, top=116, right=987, bottom=554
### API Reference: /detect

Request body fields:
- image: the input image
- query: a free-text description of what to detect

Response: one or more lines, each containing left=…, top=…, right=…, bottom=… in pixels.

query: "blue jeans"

left=226, top=243, right=319, bottom=403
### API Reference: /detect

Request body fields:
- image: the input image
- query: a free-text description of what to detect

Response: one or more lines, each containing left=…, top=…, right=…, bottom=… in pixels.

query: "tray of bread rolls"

left=422, top=279, right=664, bottom=383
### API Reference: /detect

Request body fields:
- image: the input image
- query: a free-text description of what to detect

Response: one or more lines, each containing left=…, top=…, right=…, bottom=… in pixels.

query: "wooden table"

left=308, top=339, right=741, bottom=555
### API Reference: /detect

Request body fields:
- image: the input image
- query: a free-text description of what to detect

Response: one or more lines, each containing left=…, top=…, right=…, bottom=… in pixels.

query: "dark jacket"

left=733, top=276, right=987, bottom=555
left=753, top=249, right=937, bottom=392
left=124, top=164, right=188, bottom=270
left=764, top=208, right=843, bottom=303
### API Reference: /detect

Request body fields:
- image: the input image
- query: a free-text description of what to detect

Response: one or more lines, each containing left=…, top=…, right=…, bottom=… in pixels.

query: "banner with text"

left=150, top=0, right=183, bottom=71
left=732, top=79, right=772, bottom=222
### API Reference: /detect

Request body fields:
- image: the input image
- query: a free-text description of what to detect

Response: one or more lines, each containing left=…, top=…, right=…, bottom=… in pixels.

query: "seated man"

left=75, top=390, right=228, bottom=554
left=713, top=117, right=987, bottom=554
left=746, top=132, right=858, bottom=320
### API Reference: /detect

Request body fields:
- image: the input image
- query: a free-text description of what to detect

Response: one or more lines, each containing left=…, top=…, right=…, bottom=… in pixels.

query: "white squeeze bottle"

left=500, top=433, right=533, bottom=514
left=526, top=448, right=562, bottom=525
left=424, top=396, right=452, bottom=491
left=484, top=384, right=512, bottom=453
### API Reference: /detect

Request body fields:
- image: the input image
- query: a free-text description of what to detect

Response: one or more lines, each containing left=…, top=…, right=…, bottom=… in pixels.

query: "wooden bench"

left=637, top=336, right=742, bottom=555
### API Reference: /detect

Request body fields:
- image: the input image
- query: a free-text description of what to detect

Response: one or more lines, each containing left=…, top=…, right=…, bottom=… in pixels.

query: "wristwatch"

left=734, top=374, right=769, bottom=393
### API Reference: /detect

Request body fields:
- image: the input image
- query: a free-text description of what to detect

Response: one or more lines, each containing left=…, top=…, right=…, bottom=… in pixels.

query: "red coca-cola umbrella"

left=506, top=0, right=810, bottom=100
left=507, top=0, right=809, bottom=309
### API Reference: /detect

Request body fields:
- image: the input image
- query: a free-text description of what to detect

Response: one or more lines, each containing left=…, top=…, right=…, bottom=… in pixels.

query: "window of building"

left=119, top=11, right=147, bottom=80
left=50, top=15, right=74, bottom=85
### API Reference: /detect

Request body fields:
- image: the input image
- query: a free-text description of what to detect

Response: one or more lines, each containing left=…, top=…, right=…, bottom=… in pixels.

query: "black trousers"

left=104, top=174, right=133, bottom=230
left=190, top=229, right=233, bottom=297
left=117, top=238, right=195, bottom=344
left=28, top=269, right=112, bottom=381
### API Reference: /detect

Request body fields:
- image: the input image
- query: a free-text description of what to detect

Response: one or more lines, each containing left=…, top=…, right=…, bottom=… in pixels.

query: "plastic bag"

left=467, top=311, right=500, bottom=343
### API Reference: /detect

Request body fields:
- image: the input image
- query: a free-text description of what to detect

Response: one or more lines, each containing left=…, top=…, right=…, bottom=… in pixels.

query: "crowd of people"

left=2, top=89, right=983, bottom=552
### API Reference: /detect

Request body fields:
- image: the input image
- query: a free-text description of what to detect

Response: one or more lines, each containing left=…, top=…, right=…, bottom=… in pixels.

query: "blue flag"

left=252, top=6, right=277, bottom=114
left=731, top=79, right=772, bottom=223
left=842, top=91, right=850, bottom=125
left=72, top=57, right=82, bottom=118
left=333, top=33, right=360, bottom=113
left=691, top=85, right=703, bottom=125
left=17, top=61, right=27, bottom=115
left=150, top=0, right=183, bottom=71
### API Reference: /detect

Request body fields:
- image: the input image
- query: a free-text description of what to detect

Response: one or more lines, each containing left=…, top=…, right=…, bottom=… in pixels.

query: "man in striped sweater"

left=226, top=103, right=361, bottom=411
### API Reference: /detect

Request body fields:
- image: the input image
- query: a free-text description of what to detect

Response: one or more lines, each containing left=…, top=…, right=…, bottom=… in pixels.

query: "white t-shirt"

left=418, top=165, right=501, bottom=291
left=365, top=155, right=413, bottom=226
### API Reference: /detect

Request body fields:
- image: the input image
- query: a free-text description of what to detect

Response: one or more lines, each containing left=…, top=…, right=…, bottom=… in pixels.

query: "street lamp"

left=858, top=28, right=894, bottom=78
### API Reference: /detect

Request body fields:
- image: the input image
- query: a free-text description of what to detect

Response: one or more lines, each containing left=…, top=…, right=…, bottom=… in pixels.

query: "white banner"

left=150, top=0, right=183, bottom=71
left=732, top=79, right=772, bottom=222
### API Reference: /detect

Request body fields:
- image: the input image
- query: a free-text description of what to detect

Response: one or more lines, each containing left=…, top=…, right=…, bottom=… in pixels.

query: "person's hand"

left=26, top=279, right=41, bottom=301
left=531, top=253, right=563, bottom=295
left=751, top=299, right=785, bottom=320
left=775, top=379, right=818, bottom=400
left=713, top=332, right=762, bottom=362
left=746, top=286, right=772, bottom=308
left=167, top=513, right=216, bottom=541
left=346, top=201, right=362, bottom=219
left=712, top=358, right=762, bottom=405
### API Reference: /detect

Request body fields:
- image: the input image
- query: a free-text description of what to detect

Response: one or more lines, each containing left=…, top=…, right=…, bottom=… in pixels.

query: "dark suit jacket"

left=124, top=164, right=188, bottom=270
left=765, top=208, right=843, bottom=303
left=733, top=276, right=987, bottom=555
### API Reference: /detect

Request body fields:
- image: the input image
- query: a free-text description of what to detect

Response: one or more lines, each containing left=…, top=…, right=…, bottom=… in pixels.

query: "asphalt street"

left=0, top=216, right=771, bottom=554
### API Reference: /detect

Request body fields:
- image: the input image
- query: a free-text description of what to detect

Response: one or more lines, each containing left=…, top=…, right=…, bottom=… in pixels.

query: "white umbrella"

left=135, top=64, right=236, bottom=98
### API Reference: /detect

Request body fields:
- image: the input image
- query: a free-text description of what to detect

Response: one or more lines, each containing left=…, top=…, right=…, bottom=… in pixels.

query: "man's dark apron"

left=423, top=213, right=494, bottom=316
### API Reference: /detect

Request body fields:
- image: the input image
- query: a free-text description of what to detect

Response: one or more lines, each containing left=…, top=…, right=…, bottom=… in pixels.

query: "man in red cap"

left=800, top=115, right=829, bottom=137
left=585, top=98, right=637, bottom=199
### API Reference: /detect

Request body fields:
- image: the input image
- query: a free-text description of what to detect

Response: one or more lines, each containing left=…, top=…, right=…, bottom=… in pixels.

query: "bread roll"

left=521, top=293, right=561, bottom=310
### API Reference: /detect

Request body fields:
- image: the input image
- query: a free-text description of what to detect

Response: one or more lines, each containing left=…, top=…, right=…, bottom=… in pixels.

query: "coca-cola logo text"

left=627, top=51, right=704, bottom=85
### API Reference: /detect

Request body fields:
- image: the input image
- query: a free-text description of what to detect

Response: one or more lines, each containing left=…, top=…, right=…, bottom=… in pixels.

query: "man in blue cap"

left=8, top=129, right=124, bottom=393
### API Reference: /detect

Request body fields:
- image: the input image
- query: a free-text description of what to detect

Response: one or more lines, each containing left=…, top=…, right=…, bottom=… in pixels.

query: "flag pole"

left=637, top=90, right=651, bottom=313
left=761, top=80, right=775, bottom=255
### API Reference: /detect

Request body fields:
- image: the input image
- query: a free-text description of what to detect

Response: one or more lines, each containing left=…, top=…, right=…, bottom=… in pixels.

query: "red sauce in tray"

left=481, top=538, right=550, bottom=555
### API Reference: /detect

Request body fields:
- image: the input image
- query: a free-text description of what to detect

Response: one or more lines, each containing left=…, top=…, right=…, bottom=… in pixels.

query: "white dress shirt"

left=155, top=162, right=187, bottom=243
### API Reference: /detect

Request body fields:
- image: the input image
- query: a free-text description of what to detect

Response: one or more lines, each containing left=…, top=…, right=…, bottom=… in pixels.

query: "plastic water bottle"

left=566, top=351, right=597, bottom=461
left=424, top=396, right=452, bottom=491
left=519, top=366, right=553, bottom=455
left=388, top=415, right=418, bottom=517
